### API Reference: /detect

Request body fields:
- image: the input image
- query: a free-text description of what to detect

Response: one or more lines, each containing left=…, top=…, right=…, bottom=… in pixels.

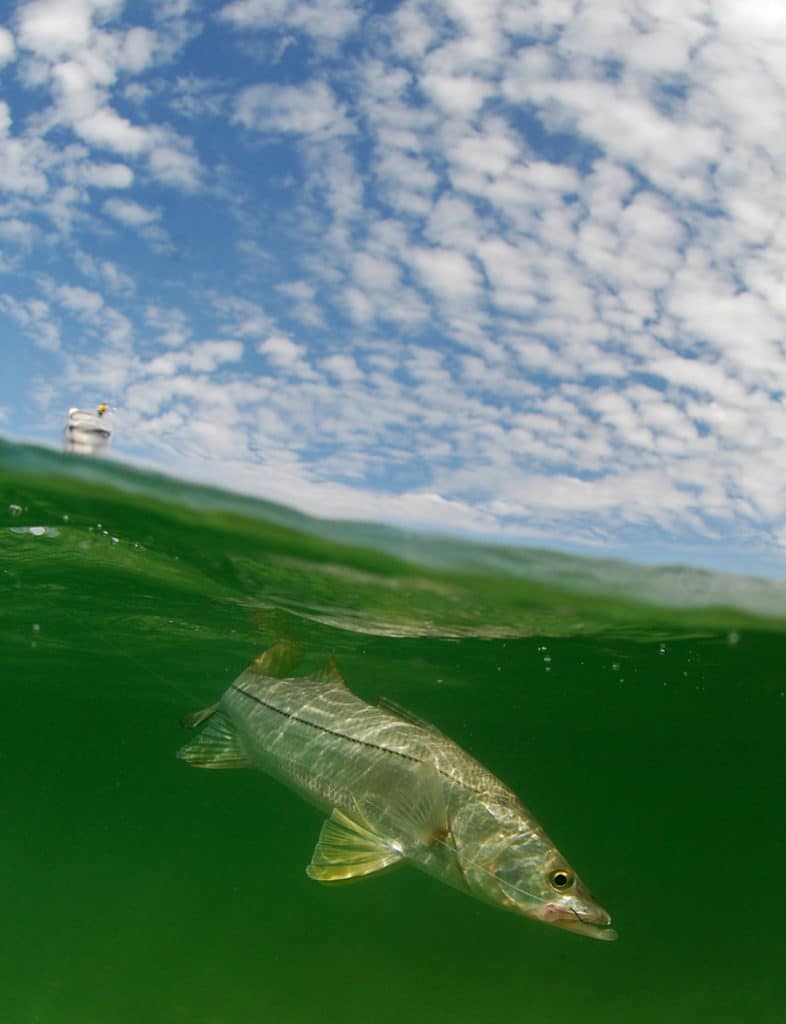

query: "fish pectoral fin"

left=385, top=765, right=449, bottom=848
left=306, top=808, right=404, bottom=882
left=180, top=703, right=220, bottom=729
left=176, top=711, right=251, bottom=769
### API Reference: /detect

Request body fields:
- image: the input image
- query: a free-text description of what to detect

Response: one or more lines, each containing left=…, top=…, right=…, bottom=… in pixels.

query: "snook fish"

left=178, top=643, right=616, bottom=941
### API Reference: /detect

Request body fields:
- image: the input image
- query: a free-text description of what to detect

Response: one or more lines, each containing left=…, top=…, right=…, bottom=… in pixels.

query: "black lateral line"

left=230, top=683, right=485, bottom=794
left=231, top=684, right=422, bottom=765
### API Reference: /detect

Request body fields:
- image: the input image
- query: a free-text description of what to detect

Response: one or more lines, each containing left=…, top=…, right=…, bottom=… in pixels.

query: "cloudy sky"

left=2, top=0, right=786, bottom=575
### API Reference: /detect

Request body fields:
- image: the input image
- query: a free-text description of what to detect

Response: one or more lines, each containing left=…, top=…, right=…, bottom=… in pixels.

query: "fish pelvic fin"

left=307, top=808, right=404, bottom=882
left=180, top=703, right=220, bottom=729
left=177, top=711, right=251, bottom=769
left=250, top=640, right=301, bottom=678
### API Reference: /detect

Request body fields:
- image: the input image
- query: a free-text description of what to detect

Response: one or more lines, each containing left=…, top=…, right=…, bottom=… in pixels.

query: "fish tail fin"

left=177, top=711, right=251, bottom=769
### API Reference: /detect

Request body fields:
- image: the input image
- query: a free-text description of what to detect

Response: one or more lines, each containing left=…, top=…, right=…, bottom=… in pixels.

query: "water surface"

left=2, top=440, right=784, bottom=1023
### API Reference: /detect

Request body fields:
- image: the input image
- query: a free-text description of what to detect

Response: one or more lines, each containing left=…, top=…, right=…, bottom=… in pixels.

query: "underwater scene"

left=2, top=438, right=784, bottom=1024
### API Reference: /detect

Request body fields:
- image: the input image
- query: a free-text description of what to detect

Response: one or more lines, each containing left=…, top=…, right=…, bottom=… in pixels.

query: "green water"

left=2, top=440, right=784, bottom=1024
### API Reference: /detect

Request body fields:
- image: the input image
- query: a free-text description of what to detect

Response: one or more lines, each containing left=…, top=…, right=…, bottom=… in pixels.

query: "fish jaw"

left=534, top=900, right=618, bottom=941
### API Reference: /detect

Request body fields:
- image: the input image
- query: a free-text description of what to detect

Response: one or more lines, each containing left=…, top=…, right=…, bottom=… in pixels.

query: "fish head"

left=454, top=805, right=617, bottom=941
left=492, top=833, right=616, bottom=941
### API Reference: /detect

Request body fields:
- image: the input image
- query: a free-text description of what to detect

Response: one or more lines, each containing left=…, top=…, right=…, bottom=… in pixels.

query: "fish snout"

left=537, top=898, right=617, bottom=941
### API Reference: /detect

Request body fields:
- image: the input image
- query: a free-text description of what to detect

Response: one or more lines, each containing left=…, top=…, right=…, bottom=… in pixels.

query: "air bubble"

left=10, top=526, right=59, bottom=538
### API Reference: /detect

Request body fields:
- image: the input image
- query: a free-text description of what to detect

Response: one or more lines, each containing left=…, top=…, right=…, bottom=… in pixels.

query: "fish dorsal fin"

left=307, top=655, right=348, bottom=689
left=177, top=711, right=251, bottom=769
left=376, top=696, right=447, bottom=739
left=250, top=640, right=300, bottom=678
left=306, top=808, right=404, bottom=882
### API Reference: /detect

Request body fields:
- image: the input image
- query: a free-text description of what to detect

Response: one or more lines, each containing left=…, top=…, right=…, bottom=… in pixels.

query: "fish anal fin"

left=307, top=808, right=403, bottom=882
left=250, top=640, right=300, bottom=678
left=308, top=655, right=348, bottom=689
left=177, top=711, right=251, bottom=769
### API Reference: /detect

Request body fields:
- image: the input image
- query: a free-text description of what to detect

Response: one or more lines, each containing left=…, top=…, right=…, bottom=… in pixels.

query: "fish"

left=177, top=642, right=617, bottom=941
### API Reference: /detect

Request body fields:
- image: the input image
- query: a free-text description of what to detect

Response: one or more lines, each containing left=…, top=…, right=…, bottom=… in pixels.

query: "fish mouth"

left=537, top=902, right=618, bottom=942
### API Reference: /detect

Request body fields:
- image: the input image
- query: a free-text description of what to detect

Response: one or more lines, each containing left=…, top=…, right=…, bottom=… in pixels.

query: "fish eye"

left=550, top=869, right=574, bottom=890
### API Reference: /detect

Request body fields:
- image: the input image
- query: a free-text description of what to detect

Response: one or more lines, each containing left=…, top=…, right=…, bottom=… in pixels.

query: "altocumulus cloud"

left=102, top=197, right=160, bottom=226
left=1, top=0, right=786, bottom=574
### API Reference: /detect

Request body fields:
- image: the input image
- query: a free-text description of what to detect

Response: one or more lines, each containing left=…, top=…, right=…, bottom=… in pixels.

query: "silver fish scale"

left=221, top=669, right=518, bottom=823
left=180, top=652, right=617, bottom=940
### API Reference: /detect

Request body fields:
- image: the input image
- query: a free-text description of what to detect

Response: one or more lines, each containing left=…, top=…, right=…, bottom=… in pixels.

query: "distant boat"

left=64, top=404, right=112, bottom=454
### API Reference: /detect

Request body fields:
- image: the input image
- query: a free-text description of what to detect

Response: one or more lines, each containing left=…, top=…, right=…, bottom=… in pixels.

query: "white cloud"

left=57, top=284, right=103, bottom=316
left=11, top=0, right=203, bottom=209
left=145, top=339, right=244, bottom=375
left=119, top=26, right=155, bottom=72
left=218, top=0, right=362, bottom=44
left=276, top=279, right=324, bottom=328
left=420, top=73, right=492, bottom=116
left=147, top=136, right=201, bottom=189
left=5, top=0, right=786, bottom=565
left=321, top=353, right=362, bottom=383
left=189, top=339, right=244, bottom=371
left=81, top=161, right=133, bottom=187
left=213, top=296, right=271, bottom=339
left=17, top=0, right=101, bottom=59
left=411, top=247, right=481, bottom=304
left=75, top=108, right=150, bottom=154
left=0, top=26, right=16, bottom=66
left=102, top=197, right=159, bottom=225
left=449, top=122, right=519, bottom=181
left=168, top=75, right=228, bottom=119
left=0, top=294, right=60, bottom=350
left=0, top=100, right=51, bottom=195
left=73, top=252, right=135, bottom=294
left=145, top=304, right=190, bottom=348
left=38, top=278, right=134, bottom=351
left=234, top=81, right=353, bottom=137
left=0, top=218, right=37, bottom=247
left=256, top=333, right=314, bottom=377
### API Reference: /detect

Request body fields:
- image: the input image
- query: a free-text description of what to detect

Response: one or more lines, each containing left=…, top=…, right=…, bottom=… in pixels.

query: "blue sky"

left=2, top=0, right=786, bottom=577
